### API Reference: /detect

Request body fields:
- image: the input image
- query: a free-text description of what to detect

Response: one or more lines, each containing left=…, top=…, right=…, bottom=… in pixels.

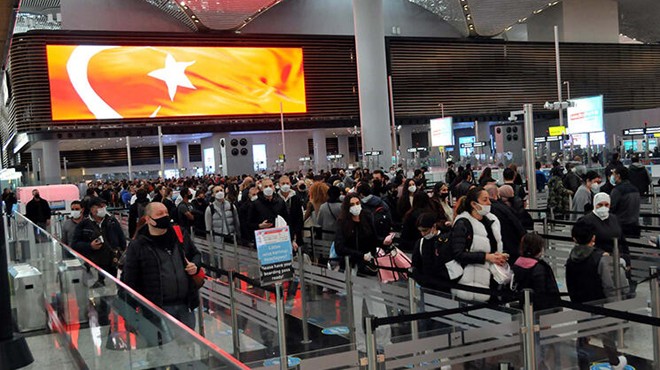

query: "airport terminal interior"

left=1, top=0, right=660, bottom=369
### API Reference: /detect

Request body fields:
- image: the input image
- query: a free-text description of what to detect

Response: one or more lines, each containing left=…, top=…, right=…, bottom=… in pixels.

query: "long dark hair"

left=404, top=191, right=433, bottom=220
left=337, top=193, right=363, bottom=235
left=456, top=186, right=485, bottom=215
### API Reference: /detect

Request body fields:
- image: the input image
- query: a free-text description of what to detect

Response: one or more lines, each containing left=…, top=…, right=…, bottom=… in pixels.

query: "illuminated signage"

left=46, top=45, right=307, bottom=121
left=364, top=151, right=383, bottom=156
left=430, top=117, right=453, bottom=147
left=406, top=147, right=428, bottom=153
left=460, top=141, right=488, bottom=149
left=567, top=95, right=603, bottom=134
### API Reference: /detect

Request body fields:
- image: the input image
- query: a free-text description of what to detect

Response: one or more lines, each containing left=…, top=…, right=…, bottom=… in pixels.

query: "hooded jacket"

left=565, top=244, right=614, bottom=304
left=628, top=162, right=651, bottom=195
left=512, top=257, right=560, bottom=311
left=610, top=180, right=641, bottom=234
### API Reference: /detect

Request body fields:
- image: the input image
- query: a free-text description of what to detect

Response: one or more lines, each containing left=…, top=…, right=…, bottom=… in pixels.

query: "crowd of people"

left=17, top=154, right=651, bottom=369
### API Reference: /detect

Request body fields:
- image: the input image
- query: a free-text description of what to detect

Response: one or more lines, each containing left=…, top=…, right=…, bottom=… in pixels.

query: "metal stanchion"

left=229, top=271, right=241, bottom=361
left=297, top=251, right=311, bottom=344
left=408, top=278, right=419, bottom=341
left=612, top=238, right=625, bottom=348
left=208, top=232, right=218, bottom=269
left=650, top=266, right=660, bottom=368
left=275, top=283, right=288, bottom=370
left=345, top=256, right=356, bottom=349
left=233, top=234, right=240, bottom=273
left=197, top=294, right=206, bottom=337
left=364, top=315, right=377, bottom=370
left=522, top=289, right=537, bottom=370
left=653, top=191, right=659, bottom=227
left=549, top=209, right=555, bottom=231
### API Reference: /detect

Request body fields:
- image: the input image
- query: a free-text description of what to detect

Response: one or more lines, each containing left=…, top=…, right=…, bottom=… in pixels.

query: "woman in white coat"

left=451, top=187, right=509, bottom=302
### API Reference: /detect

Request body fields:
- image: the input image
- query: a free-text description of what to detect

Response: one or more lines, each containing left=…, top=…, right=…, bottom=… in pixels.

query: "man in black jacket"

left=628, top=156, right=651, bottom=195
left=72, top=197, right=126, bottom=287
left=247, top=178, right=292, bottom=246
left=121, top=202, right=201, bottom=330
left=610, top=166, right=641, bottom=238
left=485, top=185, right=525, bottom=264
left=277, top=175, right=304, bottom=250
left=25, top=189, right=51, bottom=240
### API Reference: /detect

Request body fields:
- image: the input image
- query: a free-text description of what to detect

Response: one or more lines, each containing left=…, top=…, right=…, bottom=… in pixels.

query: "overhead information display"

left=46, top=45, right=307, bottom=121
left=430, top=117, right=454, bottom=147
left=567, top=95, right=604, bottom=134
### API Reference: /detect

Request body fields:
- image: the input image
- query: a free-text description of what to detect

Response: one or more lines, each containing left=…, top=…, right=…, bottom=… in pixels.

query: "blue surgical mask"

left=609, top=175, right=616, bottom=186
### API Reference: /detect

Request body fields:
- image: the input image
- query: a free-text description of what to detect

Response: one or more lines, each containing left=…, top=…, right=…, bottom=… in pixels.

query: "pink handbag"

left=375, top=247, right=412, bottom=283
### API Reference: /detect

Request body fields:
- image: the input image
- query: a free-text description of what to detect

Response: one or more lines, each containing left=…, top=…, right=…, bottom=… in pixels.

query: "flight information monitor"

left=430, top=117, right=454, bottom=147
left=567, top=95, right=604, bottom=134
left=46, top=45, right=307, bottom=121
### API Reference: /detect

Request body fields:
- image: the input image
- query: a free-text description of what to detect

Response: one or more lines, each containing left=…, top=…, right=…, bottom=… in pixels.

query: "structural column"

left=398, top=126, right=413, bottom=155
left=338, top=136, right=350, bottom=159
left=313, top=130, right=328, bottom=172
left=177, top=142, right=190, bottom=177
left=42, top=140, right=61, bottom=184
left=352, top=0, right=392, bottom=161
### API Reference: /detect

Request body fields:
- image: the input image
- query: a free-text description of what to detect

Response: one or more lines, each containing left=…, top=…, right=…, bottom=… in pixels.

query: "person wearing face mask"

left=25, top=189, right=52, bottom=240
left=277, top=176, right=305, bottom=249
left=411, top=213, right=458, bottom=293
left=485, top=185, right=525, bottom=264
left=396, top=179, right=419, bottom=220
left=61, top=200, right=85, bottom=248
left=205, top=185, right=240, bottom=243
left=122, top=202, right=202, bottom=330
left=190, top=188, right=209, bottom=238
left=399, top=192, right=436, bottom=252
left=334, top=193, right=393, bottom=353
left=571, top=171, right=601, bottom=217
left=128, top=188, right=150, bottom=239
left=238, top=185, right=259, bottom=243
left=450, top=187, right=508, bottom=302
left=72, top=198, right=126, bottom=288
left=610, top=166, right=641, bottom=238
left=247, top=178, right=292, bottom=245
left=580, top=193, right=630, bottom=258
left=429, top=182, right=453, bottom=226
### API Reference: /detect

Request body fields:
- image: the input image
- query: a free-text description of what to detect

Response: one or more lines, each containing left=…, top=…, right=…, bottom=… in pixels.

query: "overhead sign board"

left=623, top=126, right=660, bottom=135
left=327, top=154, right=344, bottom=160
left=255, top=226, right=294, bottom=285
left=459, top=141, right=488, bottom=149
left=406, top=147, right=428, bottom=153
left=299, top=156, right=312, bottom=161
left=548, top=126, right=566, bottom=136
left=430, top=117, right=454, bottom=147
left=566, top=95, right=604, bottom=134
left=364, top=151, right=383, bottom=156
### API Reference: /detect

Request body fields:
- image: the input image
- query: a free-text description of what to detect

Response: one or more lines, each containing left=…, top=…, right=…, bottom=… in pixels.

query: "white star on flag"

left=148, top=53, right=196, bottom=101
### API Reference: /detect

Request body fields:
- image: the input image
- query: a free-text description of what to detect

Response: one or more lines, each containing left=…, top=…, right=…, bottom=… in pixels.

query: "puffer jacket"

left=451, top=212, right=503, bottom=302
left=512, top=257, right=560, bottom=311
left=205, top=200, right=240, bottom=237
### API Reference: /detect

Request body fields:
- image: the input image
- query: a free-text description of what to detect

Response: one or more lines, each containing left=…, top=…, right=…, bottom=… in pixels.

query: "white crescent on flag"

left=66, top=45, right=123, bottom=119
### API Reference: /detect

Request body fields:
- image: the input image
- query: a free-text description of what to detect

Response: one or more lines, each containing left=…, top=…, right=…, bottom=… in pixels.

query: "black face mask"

left=151, top=216, right=172, bottom=229
left=439, top=193, right=449, bottom=199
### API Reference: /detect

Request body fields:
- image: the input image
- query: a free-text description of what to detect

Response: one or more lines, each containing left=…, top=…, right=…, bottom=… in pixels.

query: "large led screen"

left=567, top=95, right=603, bottom=134
left=46, top=45, right=307, bottom=121
left=430, top=117, right=453, bottom=147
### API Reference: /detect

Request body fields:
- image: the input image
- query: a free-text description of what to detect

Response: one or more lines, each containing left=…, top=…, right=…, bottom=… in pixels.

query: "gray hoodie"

left=568, top=244, right=628, bottom=300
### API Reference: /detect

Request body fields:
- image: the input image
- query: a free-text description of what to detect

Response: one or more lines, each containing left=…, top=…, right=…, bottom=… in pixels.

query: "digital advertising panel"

left=430, top=117, right=453, bottom=147
left=567, top=95, right=604, bottom=134
left=46, top=45, right=307, bottom=121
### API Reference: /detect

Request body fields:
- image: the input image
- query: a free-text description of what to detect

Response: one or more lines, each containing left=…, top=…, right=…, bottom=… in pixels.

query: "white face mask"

left=594, top=206, right=609, bottom=220
left=349, top=205, right=362, bottom=216
left=408, top=185, right=417, bottom=193
left=476, top=203, right=490, bottom=216
left=423, top=231, right=436, bottom=240
left=70, top=210, right=81, bottom=219
left=215, top=191, right=225, bottom=200
left=250, top=195, right=258, bottom=202
left=590, top=183, right=600, bottom=193
left=96, top=207, right=107, bottom=218
left=280, top=184, right=291, bottom=193
left=263, top=187, right=274, bottom=197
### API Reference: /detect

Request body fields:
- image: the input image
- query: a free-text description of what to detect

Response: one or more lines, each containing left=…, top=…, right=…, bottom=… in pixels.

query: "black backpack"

left=372, top=206, right=392, bottom=238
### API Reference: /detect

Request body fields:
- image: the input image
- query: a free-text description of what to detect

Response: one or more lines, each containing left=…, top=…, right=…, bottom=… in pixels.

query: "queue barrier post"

left=364, top=316, right=377, bottom=370
left=650, top=266, right=660, bottom=368
left=207, top=232, right=217, bottom=269
left=345, top=255, right=357, bottom=349
left=408, top=277, right=419, bottom=341
left=297, top=250, right=311, bottom=344
left=197, top=293, right=206, bottom=337
left=521, top=289, right=537, bottom=370
left=275, top=282, right=288, bottom=370
left=232, top=234, right=240, bottom=273
left=228, top=270, right=241, bottom=361
left=612, top=238, right=625, bottom=348
left=653, top=191, right=659, bottom=226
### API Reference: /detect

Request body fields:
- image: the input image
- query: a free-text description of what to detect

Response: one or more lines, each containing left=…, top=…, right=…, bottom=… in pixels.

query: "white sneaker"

left=611, top=355, right=627, bottom=370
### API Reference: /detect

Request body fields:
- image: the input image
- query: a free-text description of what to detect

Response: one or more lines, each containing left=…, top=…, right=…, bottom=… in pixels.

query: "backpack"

left=372, top=206, right=392, bottom=238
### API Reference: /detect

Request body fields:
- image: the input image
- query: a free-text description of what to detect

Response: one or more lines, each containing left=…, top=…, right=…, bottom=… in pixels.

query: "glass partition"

left=5, top=212, right=248, bottom=370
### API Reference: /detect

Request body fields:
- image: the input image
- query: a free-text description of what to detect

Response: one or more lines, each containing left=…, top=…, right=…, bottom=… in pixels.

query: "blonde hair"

left=309, top=181, right=329, bottom=212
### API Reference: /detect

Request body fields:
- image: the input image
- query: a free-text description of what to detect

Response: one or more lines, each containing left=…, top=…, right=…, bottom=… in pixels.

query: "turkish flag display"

left=46, top=45, right=307, bottom=121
